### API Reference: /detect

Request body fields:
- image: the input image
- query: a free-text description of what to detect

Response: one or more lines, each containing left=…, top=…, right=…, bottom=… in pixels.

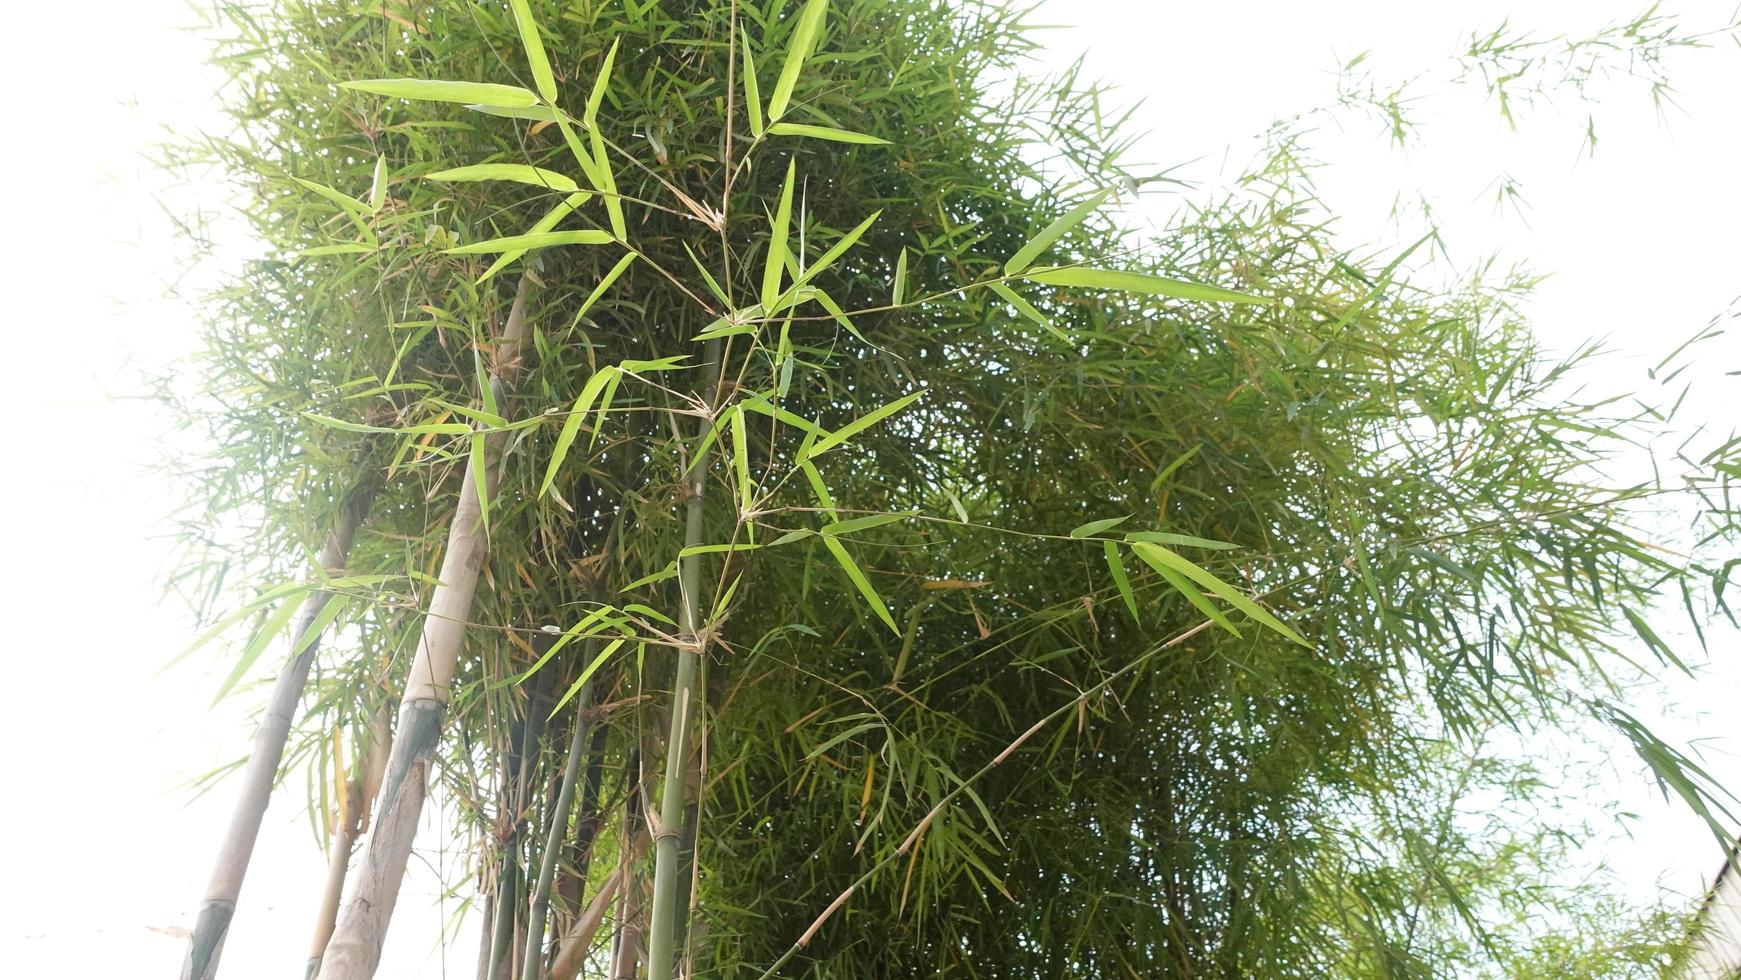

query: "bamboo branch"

left=305, top=698, right=392, bottom=979
left=182, top=475, right=379, bottom=980
left=316, top=274, right=536, bottom=980
left=520, top=663, right=597, bottom=980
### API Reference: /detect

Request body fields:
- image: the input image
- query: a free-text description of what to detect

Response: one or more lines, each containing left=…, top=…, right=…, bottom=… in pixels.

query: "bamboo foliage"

left=168, top=1, right=1741, bottom=978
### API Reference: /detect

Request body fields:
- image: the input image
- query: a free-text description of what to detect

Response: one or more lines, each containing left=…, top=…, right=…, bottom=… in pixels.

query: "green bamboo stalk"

left=645, top=342, right=721, bottom=980
left=520, top=667, right=596, bottom=980
left=489, top=668, right=554, bottom=979
left=317, top=275, right=535, bottom=980
left=182, top=476, right=378, bottom=980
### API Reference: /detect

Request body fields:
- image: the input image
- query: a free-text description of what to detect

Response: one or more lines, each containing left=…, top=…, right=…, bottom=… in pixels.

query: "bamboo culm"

left=520, top=670, right=596, bottom=980
left=305, top=700, right=392, bottom=979
left=316, top=275, right=535, bottom=980
left=181, top=477, right=378, bottom=980
left=645, top=341, right=720, bottom=980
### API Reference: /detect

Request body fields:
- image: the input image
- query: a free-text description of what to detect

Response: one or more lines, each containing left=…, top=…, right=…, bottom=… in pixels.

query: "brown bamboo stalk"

left=181, top=477, right=378, bottom=980
left=546, top=866, right=623, bottom=980
left=305, top=699, right=392, bottom=979
left=316, top=275, right=535, bottom=980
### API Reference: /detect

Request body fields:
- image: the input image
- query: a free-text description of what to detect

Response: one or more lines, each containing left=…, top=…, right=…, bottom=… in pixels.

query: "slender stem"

left=491, top=669, right=554, bottom=979
left=520, top=662, right=597, bottom=980
left=317, top=275, right=536, bottom=980
left=182, top=475, right=378, bottom=980
left=306, top=699, right=392, bottom=979
left=645, top=342, right=722, bottom=980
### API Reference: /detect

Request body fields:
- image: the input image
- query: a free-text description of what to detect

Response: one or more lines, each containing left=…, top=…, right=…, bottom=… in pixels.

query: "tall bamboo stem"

left=306, top=699, right=392, bottom=979
left=645, top=342, right=720, bottom=980
left=520, top=666, right=596, bottom=980
left=316, top=275, right=535, bottom=980
left=490, top=668, right=554, bottom=979
left=181, top=476, right=378, bottom=980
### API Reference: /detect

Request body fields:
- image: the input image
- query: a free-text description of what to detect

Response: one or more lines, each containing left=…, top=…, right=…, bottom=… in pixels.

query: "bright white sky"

left=1, top=1, right=1737, bottom=976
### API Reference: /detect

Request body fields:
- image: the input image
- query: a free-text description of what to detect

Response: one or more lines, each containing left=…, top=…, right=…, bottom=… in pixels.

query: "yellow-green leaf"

left=506, top=0, right=557, bottom=102
left=1004, top=189, right=1112, bottom=276
left=768, top=0, right=828, bottom=121
left=341, top=78, right=538, bottom=107
left=742, top=27, right=764, bottom=137
left=761, top=159, right=797, bottom=310
left=427, top=164, right=578, bottom=192
left=805, top=389, right=924, bottom=458
left=767, top=122, right=889, bottom=144
left=539, top=367, right=618, bottom=497
left=1023, top=267, right=1269, bottom=305
left=444, top=230, right=613, bottom=254
left=1103, top=541, right=1139, bottom=622
left=823, top=535, right=898, bottom=634
left=1130, top=542, right=1310, bottom=646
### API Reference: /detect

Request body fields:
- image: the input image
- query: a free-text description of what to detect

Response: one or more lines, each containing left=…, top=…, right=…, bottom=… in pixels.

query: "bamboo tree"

left=521, top=661, right=597, bottom=980
left=182, top=478, right=377, bottom=980
left=317, top=274, right=535, bottom=980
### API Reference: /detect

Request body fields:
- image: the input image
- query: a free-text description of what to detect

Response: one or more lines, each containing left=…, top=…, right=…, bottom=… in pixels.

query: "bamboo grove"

left=166, top=1, right=1741, bottom=977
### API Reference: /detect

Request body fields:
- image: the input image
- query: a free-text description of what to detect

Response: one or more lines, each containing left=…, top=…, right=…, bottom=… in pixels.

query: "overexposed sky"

left=1, top=1, right=1736, bottom=976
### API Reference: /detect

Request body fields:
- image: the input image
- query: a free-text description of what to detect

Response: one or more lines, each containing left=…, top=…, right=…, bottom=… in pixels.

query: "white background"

left=0, top=1, right=1736, bottom=976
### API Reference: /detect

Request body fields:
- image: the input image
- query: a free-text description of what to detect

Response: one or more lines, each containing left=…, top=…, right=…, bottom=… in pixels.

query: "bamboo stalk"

left=490, top=668, right=554, bottom=979
left=181, top=476, right=378, bottom=980
left=546, top=865, right=623, bottom=980
left=316, top=275, right=536, bottom=980
left=305, top=699, right=392, bottom=979
left=645, top=342, right=720, bottom=980
left=520, top=667, right=596, bottom=980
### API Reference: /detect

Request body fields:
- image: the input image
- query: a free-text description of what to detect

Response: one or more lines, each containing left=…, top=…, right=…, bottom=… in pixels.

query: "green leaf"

left=761, top=159, right=797, bottom=311
left=539, top=367, right=618, bottom=497
left=732, top=404, right=753, bottom=516
left=590, top=126, right=625, bottom=240
left=213, top=597, right=303, bottom=704
left=571, top=252, right=638, bottom=323
left=804, top=389, right=925, bottom=458
left=1103, top=541, right=1140, bottom=622
left=987, top=281, right=1066, bottom=340
left=1129, top=542, right=1310, bottom=647
left=822, top=512, right=911, bottom=536
left=768, top=0, right=828, bottom=121
left=479, top=191, right=593, bottom=283
left=466, top=102, right=559, bottom=121
left=741, top=27, right=764, bottom=137
left=299, top=243, right=376, bottom=257
left=1004, top=188, right=1112, bottom=275
left=292, top=177, right=371, bottom=217
left=469, top=431, right=491, bottom=535
left=506, top=0, right=557, bottom=102
left=1023, top=267, right=1270, bottom=305
left=585, top=38, right=619, bottom=130
left=1070, top=516, right=1129, bottom=538
left=550, top=638, right=628, bottom=717
left=1123, top=531, right=1238, bottom=550
left=368, top=156, right=388, bottom=211
left=767, top=122, right=889, bottom=144
left=427, top=164, right=578, bottom=192
left=892, top=247, right=908, bottom=305
left=588, top=367, right=623, bottom=449
left=304, top=413, right=471, bottom=436
left=341, top=78, right=539, bottom=107
left=1131, top=547, right=1241, bottom=638
left=444, top=230, right=613, bottom=254
left=823, top=535, right=899, bottom=634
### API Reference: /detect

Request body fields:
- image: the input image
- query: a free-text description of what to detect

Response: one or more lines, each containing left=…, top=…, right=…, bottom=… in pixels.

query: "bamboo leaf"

left=892, top=248, right=908, bottom=305
left=1131, top=546, right=1241, bottom=638
left=292, top=177, right=371, bottom=217
left=1130, top=542, right=1310, bottom=647
left=469, top=432, right=491, bottom=535
left=465, top=102, right=559, bottom=121
left=427, top=164, right=578, bottom=192
left=823, top=535, right=899, bottom=634
left=1124, top=531, right=1238, bottom=551
left=804, top=389, right=925, bottom=458
left=304, top=414, right=472, bottom=436
left=299, top=243, right=376, bottom=257
left=761, top=159, right=797, bottom=310
left=550, top=638, right=628, bottom=717
left=768, top=0, right=828, bottom=121
left=1004, top=188, right=1112, bottom=275
left=585, top=38, right=619, bottom=130
left=987, top=281, right=1067, bottom=341
left=289, top=593, right=349, bottom=658
left=590, top=126, right=625, bottom=241
left=443, top=230, right=613, bottom=254
left=732, top=404, right=753, bottom=516
left=368, top=156, right=388, bottom=211
left=539, top=367, right=618, bottom=497
left=571, top=252, right=639, bottom=323
left=506, top=0, right=557, bottom=102
left=480, top=191, right=593, bottom=283
left=822, top=512, right=912, bottom=536
left=1103, top=541, right=1140, bottom=622
left=767, top=122, right=889, bottom=144
left=214, top=598, right=303, bottom=704
left=1023, top=267, right=1270, bottom=305
left=741, top=26, right=764, bottom=137
left=589, top=367, right=624, bottom=448
left=1070, top=516, right=1129, bottom=538
left=341, top=78, right=539, bottom=107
